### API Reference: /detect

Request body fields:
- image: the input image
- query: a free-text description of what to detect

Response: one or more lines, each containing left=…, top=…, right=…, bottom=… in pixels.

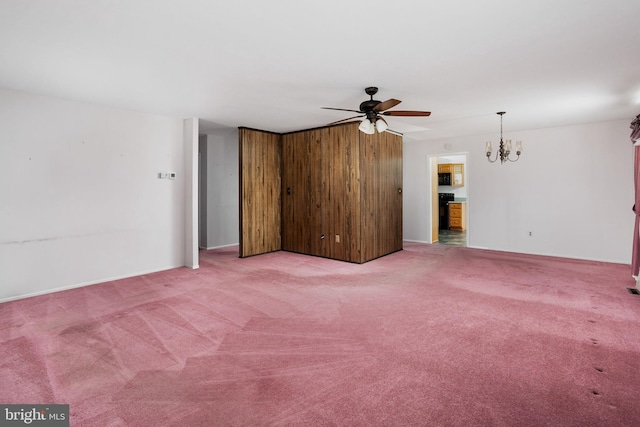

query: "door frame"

left=428, top=152, right=470, bottom=246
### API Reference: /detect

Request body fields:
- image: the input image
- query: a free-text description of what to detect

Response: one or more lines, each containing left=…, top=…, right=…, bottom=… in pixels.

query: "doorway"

left=430, top=153, right=469, bottom=247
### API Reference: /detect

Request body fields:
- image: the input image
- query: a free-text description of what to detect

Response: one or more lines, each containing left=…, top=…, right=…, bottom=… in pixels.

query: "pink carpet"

left=1, top=243, right=639, bottom=426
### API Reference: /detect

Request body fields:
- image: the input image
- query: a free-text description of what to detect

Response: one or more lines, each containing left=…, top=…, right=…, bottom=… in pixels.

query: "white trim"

left=200, top=243, right=239, bottom=250
left=407, top=241, right=629, bottom=265
left=0, top=265, right=184, bottom=304
left=403, top=239, right=433, bottom=245
left=467, top=246, right=628, bottom=265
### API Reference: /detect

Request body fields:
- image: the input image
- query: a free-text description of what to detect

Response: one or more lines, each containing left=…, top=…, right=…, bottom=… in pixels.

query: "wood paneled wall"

left=239, top=122, right=402, bottom=263
left=238, top=128, right=281, bottom=257
left=329, top=124, right=362, bottom=261
left=359, top=129, right=403, bottom=262
left=281, top=123, right=361, bottom=262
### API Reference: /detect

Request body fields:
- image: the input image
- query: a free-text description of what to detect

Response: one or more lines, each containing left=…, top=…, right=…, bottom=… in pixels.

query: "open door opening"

left=430, top=153, right=468, bottom=247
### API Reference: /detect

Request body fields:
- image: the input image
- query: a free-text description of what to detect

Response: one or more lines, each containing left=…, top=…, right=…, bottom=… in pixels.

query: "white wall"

left=0, top=88, right=186, bottom=301
left=404, top=119, right=634, bottom=264
left=199, top=128, right=239, bottom=249
left=183, top=118, right=199, bottom=269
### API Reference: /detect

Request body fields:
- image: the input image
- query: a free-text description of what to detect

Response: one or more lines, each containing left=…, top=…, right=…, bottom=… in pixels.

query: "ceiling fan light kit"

left=486, top=112, right=522, bottom=164
left=322, top=86, right=431, bottom=134
left=375, top=117, right=388, bottom=133
left=359, top=118, right=375, bottom=134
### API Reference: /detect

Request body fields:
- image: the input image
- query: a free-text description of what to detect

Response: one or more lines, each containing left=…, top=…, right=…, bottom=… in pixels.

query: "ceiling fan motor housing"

left=360, top=100, right=381, bottom=113
left=360, top=86, right=381, bottom=113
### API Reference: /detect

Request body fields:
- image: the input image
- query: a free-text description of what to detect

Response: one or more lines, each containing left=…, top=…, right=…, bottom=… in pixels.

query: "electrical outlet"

left=528, top=231, right=532, bottom=236
left=169, top=172, right=176, bottom=180
left=335, top=234, right=340, bottom=243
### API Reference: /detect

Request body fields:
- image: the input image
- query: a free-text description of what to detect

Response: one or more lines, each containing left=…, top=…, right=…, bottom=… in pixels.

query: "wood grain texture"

left=359, top=130, right=403, bottom=262
left=281, top=131, right=311, bottom=255
left=310, top=128, right=327, bottom=257
left=244, top=122, right=400, bottom=263
left=239, top=128, right=282, bottom=257
left=326, top=124, right=361, bottom=262
left=281, top=123, right=363, bottom=262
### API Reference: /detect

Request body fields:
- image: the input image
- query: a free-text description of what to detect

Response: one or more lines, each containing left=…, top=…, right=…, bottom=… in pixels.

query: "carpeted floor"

left=1, top=243, right=639, bottom=426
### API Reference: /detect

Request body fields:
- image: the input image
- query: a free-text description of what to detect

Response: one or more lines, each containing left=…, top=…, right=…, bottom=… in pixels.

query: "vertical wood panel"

left=329, top=123, right=362, bottom=262
left=391, top=131, right=403, bottom=251
left=328, top=126, right=343, bottom=260
left=239, top=128, right=281, bottom=257
left=282, top=130, right=313, bottom=254
left=281, top=122, right=363, bottom=262
left=359, top=129, right=403, bottom=262
left=345, top=124, right=361, bottom=262
left=359, top=131, right=375, bottom=262
left=282, top=133, right=296, bottom=252
left=305, top=128, right=331, bottom=258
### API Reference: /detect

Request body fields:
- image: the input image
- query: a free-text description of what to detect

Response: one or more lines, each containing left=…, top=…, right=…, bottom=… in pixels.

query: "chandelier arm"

left=486, top=151, right=499, bottom=163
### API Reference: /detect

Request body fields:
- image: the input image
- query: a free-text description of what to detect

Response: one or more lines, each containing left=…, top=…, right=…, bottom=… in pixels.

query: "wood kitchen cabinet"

left=449, top=202, right=466, bottom=230
left=438, top=163, right=464, bottom=187
left=438, top=164, right=452, bottom=173
left=451, top=164, right=464, bottom=187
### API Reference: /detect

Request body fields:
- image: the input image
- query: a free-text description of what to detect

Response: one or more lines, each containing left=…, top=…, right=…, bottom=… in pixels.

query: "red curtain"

left=633, top=145, right=640, bottom=278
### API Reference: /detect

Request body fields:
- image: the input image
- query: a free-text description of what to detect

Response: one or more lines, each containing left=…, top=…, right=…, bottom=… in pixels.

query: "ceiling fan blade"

left=373, top=98, right=401, bottom=112
left=327, top=115, right=364, bottom=125
left=382, top=110, right=431, bottom=117
left=321, top=107, right=362, bottom=113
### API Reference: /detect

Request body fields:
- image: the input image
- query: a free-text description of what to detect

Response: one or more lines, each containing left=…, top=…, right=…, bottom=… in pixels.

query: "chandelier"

left=485, top=112, right=522, bottom=163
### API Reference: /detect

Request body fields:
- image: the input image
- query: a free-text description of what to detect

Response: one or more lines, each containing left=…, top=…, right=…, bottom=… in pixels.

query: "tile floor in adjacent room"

left=437, top=229, right=467, bottom=246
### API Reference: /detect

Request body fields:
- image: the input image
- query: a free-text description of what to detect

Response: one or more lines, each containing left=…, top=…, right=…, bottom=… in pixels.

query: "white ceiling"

left=1, top=0, right=639, bottom=140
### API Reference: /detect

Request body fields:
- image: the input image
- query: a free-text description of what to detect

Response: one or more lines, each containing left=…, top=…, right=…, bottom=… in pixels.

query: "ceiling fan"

left=322, top=86, right=431, bottom=134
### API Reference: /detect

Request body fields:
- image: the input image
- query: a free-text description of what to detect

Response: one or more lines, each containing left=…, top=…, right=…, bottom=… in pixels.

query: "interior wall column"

left=184, top=118, right=199, bottom=269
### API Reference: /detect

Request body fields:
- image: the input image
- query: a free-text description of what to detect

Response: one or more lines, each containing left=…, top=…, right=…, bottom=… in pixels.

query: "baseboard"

left=408, top=241, right=629, bottom=266
left=467, top=245, right=629, bottom=266
left=403, top=239, right=433, bottom=245
left=200, top=243, right=239, bottom=250
left=0, top=264, right=184, bottom=304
